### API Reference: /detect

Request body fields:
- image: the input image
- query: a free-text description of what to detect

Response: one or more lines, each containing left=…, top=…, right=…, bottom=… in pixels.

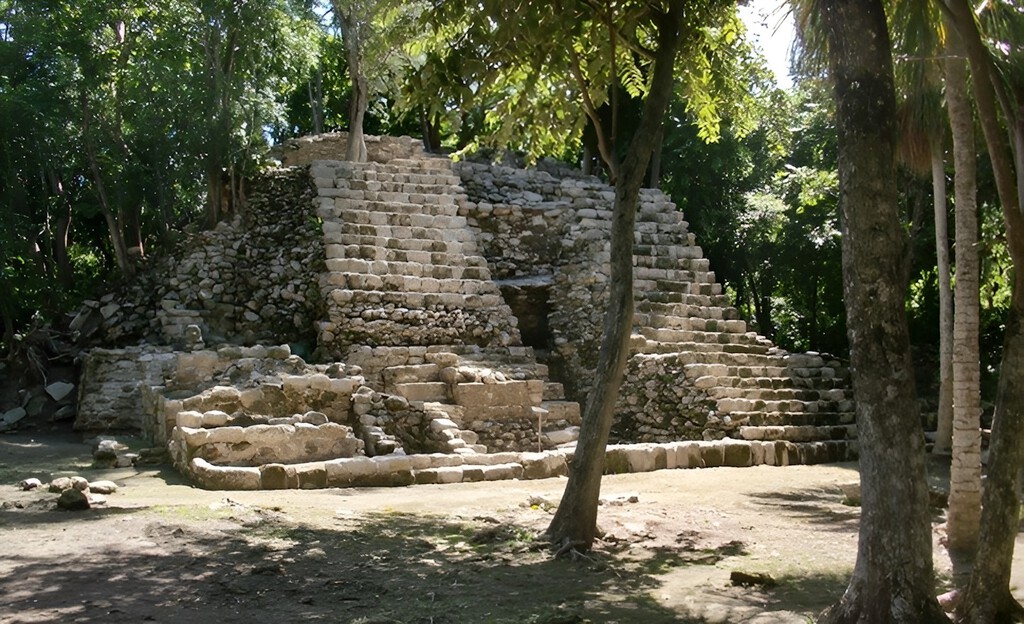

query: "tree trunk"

left=942, top=29, right=983, bottom=560
left=932, top=140, right=954, bottom=456
left=944, top=0, right=1024, bottom=620
left=309, top=64, right=325, bottom=135
left=545, top=1, right=684, bottom=554
left=817, top=0, right=949, bottom=621
left=338, top=6, right=368, bottom=163
left=80, top=94, right=134, bottom=277
left=205, top=162, right=223, bottom=227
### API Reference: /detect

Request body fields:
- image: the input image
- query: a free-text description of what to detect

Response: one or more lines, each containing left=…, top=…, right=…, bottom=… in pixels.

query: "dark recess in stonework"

left=497, top=274, right=555, bottom=356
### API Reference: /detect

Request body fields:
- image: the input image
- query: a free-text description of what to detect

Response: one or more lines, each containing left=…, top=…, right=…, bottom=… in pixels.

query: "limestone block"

left=244, top=423, right=294, bottom=447
left=722, top=440, right=752, bottom=467
left=179, top=426, right=210, bottom=447
left=205, top=426, right=246, bottom=444
left=542, top=402, right=581, bottom=424
left=239, top=388, right=264, bottom=411
left=483, top=463, right=524, bottom=481
left=699, top=442, right=725, bottom=468
left=461, top=452, right=520, bottom=466
left=306, top=374, right=333, bottom=392
left=189, top=458, right=261, bottom=490
left=521, top=452, right=568, bottom=480
left=260, top=464, right=298, bottom=489
left=325, top=456, right=378, bottom=486
left=302, top=411, right=329, bottom=425
left=394, top=382, right=448, bottom=402
left=383, top=364, right=440, bottom=390
left=176, top=411, right=203, bottom=429
left=417, top=466, right=464, bottom=484
left=462, top=466, right=486, bottom=482
left=749, top=441, right=766, bottom=465
left=426, top=453, right=464, bottom=468
left=330, top=377, right=361, bottom=395
left=295, top=462, right=328, bottom=489
left=374, top=454, right=415, bottom=473
left=542, top=427, right=579, bottom=447
left=202, top=410, right=230, bottom=427
left=454, top=381, right=528, bottom=405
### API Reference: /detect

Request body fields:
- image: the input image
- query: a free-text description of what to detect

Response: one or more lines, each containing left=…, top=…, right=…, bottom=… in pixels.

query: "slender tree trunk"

left=205, top=161, right=223, bottom=227
left=545, top=1, right=684, bottom=553
left=942, top=30, right=983, bottom=560
left=944, top=0, right=1024, bottom=620
left=309, top=64, right=325, bottom=135
left=80, top=93, right=133, bottom=277
left=932, top=139, right=954, bottom=456
left=337, top=5, right=368, bottom=162
left=817, top=0, right=948, bottom=621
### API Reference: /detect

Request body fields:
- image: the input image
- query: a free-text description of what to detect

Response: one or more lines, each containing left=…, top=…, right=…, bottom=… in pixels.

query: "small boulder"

left=48, top=477, right=74, bottom=492
left=57, top=488, right=90, bottom=511
left=45, top=381, right=76, bottom=402
left=19, top=478, right=42, bottom=491
left=89, top=480, right=118, bottom=495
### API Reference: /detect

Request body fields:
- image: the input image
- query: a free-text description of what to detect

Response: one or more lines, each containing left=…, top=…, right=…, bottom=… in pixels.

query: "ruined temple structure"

left=74, top=133, right=855, bottom=490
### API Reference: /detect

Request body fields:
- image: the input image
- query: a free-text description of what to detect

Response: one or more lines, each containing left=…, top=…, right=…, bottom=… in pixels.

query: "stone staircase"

left=311, top=157, right=581, bottom=454
left=623, top=190, right=855, bottom=458
left=456, top=162, right=856, bottom=463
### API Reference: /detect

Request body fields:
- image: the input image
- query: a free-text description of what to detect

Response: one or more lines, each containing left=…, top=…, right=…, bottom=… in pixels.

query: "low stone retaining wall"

left=184, top=437, right=854, bottom=490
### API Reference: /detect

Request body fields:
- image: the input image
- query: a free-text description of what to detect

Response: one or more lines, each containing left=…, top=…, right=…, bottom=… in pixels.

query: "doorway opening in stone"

left=497, top=275, right=567, bottom=387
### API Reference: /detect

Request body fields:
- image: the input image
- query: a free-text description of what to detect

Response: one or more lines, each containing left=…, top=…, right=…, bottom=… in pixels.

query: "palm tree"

left=940, top=0, right=1024, bottom=620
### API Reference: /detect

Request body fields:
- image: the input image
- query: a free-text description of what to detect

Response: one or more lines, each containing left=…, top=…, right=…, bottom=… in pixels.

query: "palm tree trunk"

left=942, top=29, right=983, bottom=559
left=944, top=0, right=1024, bottom=619
left=932, top=139, right=954, bottom=456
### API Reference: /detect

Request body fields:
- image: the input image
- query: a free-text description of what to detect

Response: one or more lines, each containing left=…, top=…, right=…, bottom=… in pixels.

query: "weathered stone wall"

left=73, top=168, right=325, bottom=350
left=76, top=347, right=179, bottom=433
left=272, top=133, right=427, bottom=167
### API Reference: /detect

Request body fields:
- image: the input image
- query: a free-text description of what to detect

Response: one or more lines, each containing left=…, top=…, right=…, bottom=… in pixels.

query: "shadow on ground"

left=1, top=502, right=756, bottom=624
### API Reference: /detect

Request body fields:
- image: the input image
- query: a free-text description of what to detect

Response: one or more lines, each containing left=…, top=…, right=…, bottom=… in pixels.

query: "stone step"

left=682, top=362, right=848, bottom=383
left=453, top=381, right=532, bottom=408
left=324, top=221, right=476, bottom=246
left=325, top=288, right=506, bottom=310
left=633, top=338, right=770, bottom=356
left=635, top=299, right=740, bottom=318
left=692, top=376, right=852, bottom=397
left=323, top=261, right=482, bottom=282
left=395, top=382, right=449, bottom=402
left=326, top=197, right=460, bottom=216
left=543, top=382, right=565, bottom=400
left=730, top=411, right=856, bottom=427
left=639, top=327, right=752, bottom=345
left=450, top=347, right=546, bottom=368
left=542, top=400, right=581, bottom=424
left=716, top=397, right=824, bottom=414
left=335, top=180, right=464, bottom=197
left=736, top=424, right=857, bottom=442
left=327, top=237, right=481, bottom=258
left=382, top=363, right=441, bottom=389
left=333, top=208, right=468, bottom=229
left=323, top=273, right=501, bottom=295
left=325, top=246, right=489, bottom=270
left=707, top=385, right=850, bottom=402
left=633, top=255, right=711, bottom=272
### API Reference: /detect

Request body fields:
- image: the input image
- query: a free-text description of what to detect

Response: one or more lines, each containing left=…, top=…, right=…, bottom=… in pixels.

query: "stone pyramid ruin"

left=74, top=133, right=855, bottom=489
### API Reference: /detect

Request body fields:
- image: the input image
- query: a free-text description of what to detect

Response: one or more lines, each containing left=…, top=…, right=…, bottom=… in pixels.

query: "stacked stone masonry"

left=74, top=133, right=856, bottom=490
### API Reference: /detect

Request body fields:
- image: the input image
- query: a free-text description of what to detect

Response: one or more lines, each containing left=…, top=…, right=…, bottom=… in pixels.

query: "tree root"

left=551, top=537, right=593, bottom=561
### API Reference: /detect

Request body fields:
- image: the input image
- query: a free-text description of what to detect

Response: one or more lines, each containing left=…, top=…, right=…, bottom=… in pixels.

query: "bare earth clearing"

left=1, top=432, right=1022, bottom=624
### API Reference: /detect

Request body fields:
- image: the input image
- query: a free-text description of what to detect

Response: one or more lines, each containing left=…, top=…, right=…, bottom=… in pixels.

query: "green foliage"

left=663, top=82, right=847, bottom=354
left=0, top=0, right=321, bottom=347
